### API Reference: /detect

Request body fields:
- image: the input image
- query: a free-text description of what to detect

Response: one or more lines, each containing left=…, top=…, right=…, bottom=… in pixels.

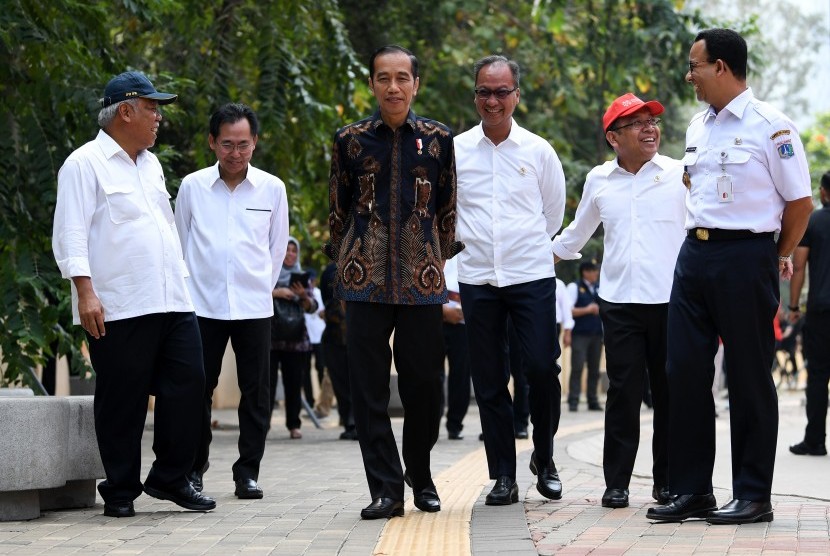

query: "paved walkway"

left=1, top=388, right=828, bottom=555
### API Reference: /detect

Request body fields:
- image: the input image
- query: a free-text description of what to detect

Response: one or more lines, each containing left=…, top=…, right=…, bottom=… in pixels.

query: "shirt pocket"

left=101, top=182, right=142, bottom=224
left=718, top=147, right=752, bottom=192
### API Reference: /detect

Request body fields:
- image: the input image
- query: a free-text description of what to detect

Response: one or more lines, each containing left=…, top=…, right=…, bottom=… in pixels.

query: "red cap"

left=602, top=93, right=664, bottom=133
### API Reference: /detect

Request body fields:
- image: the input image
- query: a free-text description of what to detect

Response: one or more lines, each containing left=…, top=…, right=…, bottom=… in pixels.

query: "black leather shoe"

left=514, top=429, right=529, bottom=439
left=568, top=404, right=578, bottom=412
left=448, top=430, right=464, bottom=440
left=529, top=451, right=563, bottom=500
left=234, top=478, right=264, bottom=499
left=360, top=498, right=404, bottom=519
left=588, top=402, right=604, bottom=411
left=601, top=488, right=629, bottom=508
left=652, top=485, right=672, bottom=505
left=339, top=429, right=359, bottom=440
left=404, top=472, right=441, bottom=512
left=485, top=476, right=518, bottom=505
left=646, top=493, right=717, bottom=522
left=478, top=433, right=485, bottom=441
left=143, top=481, right=217, bottom=511
left=789, top=440, right=827, bottom=456
left=187, top=470, right=203, bottom=493
left=706, top=499, right=773, bottom=524
left=103, top=501, right=135, bottom=518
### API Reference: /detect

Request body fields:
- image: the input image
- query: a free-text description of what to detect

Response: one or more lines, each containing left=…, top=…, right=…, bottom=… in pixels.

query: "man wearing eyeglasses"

left=454, top=55, right=566, bottom=506
left=53, top=71, right=216, bottom=517
left=646, top=28, right=813, bottom=525
left=174, top=103, right=289, bottom=500
left=552, top=93, right=686, bottom=510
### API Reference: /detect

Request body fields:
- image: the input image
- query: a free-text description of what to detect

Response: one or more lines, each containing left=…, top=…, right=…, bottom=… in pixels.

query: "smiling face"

left=208, top=117, right=257, bottom=185
left=369, top=51, right=419, bottom=129
left=474, top=62, right=519, bottom=142
left=686, top=40, right=716, bottom=104
left=606, top=108, right=660, bottom=173
left=124, top=98, right=162, bottom=151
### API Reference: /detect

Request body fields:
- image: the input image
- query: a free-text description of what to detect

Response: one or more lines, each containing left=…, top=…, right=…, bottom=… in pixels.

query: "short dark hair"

left=369, top=45, right=419, bottom=80
left=695, top=28, right=747, bottom=80
left=821, top=171, right=830, bottom=192
left=473, top=55, right=521, bottom=88
left=209, top=103, right=259, bottom=138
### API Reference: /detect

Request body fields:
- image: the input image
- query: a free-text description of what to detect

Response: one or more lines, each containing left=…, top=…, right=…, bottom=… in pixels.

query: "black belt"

left=687, top=228, right=774, bottom=241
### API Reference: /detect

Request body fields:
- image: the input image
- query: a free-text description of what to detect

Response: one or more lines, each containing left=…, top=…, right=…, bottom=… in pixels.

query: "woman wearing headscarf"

left=270, top=237, right=317, bottom=439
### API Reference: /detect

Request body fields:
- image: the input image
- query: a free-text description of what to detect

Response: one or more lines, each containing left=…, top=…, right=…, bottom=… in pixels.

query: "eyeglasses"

left=610, top=117, right=661, bottom=132
left=474, top=87, right=518, bottom=100
left=218, top=142, right=254, bottom=154
left=688, top=60, right=715, bottom=73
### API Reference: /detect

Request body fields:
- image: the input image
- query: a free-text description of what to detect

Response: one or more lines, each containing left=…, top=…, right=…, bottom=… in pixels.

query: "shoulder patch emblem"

left=770, top=129, right=791, bottom=140
left=777, top=141, right=795, bottom=159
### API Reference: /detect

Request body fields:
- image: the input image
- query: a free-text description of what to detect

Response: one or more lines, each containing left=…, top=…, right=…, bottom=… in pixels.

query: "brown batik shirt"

left=324, top=110, right=463, bottom=305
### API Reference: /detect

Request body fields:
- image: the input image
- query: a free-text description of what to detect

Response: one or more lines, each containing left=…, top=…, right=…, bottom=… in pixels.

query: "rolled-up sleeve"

left=53, top=159, right=94, bottom=279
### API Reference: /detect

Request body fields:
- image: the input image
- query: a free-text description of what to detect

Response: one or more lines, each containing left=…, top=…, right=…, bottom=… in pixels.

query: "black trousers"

left=569, top=333, right=603, bottom=405
left=323, top=341, right=354, bottom=430
left=508, top=318, right=530, bottom=432
left=802, top=311, right=830, bottom=446
left=192, top=317, right=271, bottom=481
left=460, top=278, right=561, bottom=480
left=87, top=312, right=204, bottom=504
left=667, top=235, right=779, bottom=501
left=599, top=300, right=669, bottom=489
left=269, top=349, right=306, bottom=430
left=346, top=302, right=444, bottom=500
left=443, top=322, right=471, bottom=435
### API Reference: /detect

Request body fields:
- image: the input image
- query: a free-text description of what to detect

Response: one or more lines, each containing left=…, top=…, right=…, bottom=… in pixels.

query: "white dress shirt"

left=454, top=120, right=566, bottom=287
left=556, top=278, right=574, bottom=329
left=683, top=88, right=811, bottom=232
left=304, top=287, right=326, bottom=343
left=553, top=154, right=686, bottom=304
left=53, top=130, right=193, bottom=324
left=175, top=162, right=289, bottom=320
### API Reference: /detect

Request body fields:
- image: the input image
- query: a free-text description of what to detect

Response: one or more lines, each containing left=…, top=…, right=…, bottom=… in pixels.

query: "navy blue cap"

left=101, top=71, right=177, bottom=107
left=579, top=259, right=599, bottom=272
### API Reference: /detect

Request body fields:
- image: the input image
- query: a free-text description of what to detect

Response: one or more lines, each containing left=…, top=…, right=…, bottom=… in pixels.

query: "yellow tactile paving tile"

left=373, top=419, right=605, bottom=555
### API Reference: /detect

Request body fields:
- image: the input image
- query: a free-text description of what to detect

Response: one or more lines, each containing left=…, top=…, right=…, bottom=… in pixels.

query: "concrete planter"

left=0, top=396, right=104, bottom=521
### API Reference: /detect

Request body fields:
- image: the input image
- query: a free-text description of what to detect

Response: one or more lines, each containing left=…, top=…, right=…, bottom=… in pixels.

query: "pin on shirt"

left=416, top=138, right=423, bottom=155
left=519, top=167, right=527, bottom=176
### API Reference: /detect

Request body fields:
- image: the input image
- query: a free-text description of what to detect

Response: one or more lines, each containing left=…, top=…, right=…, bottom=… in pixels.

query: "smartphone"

left=290, top=272, right=310, bottom=288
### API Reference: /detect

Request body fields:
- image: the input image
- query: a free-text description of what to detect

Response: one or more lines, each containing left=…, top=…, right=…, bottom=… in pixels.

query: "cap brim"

left=141, top=92, right=178, bottom=105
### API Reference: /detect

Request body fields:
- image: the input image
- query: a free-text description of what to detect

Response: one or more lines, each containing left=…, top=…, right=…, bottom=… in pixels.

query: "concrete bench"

left=0, top=395, right=104, bottom=521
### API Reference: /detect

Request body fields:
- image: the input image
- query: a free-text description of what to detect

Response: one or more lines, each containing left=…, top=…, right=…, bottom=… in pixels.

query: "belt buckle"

left=695, top=228, right=709, bottom=241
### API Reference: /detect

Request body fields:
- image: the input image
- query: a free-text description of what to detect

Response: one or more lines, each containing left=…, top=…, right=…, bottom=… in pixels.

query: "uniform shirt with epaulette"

left=681, top=88, right=810, bottom=232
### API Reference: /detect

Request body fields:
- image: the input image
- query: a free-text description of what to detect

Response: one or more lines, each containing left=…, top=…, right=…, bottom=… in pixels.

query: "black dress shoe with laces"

left=234, top=478, right=264, bottom=499
left=360, top=498, right=404, bottom=519
left=404, top=472, right=441, bottom=512
left=529, top=451, right=563, bottom=500
left=485, top=476, right=518, bottom=505
left=789, top=440, right=827, bottom=456
left=514, top=428, right=529, bottom=439
left=652, top=485, right=672, bottom=505
left=706, top=499, right=773, bottom=524
left=448, top=430, right=464, bottom=440
left=646, top=493, right=717, bottom=522
left=143, top=480, right=217, bottom=511
left=601, top=488, right=629, bottom=508
left=103, top=501, right=135, bottom=518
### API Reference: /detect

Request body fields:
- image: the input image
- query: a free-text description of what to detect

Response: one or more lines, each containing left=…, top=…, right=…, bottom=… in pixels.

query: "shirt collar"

left=209, top=161, right=258, bottom=188
left=473, top=118, right=524, bottom=146
left=370, top=109, right=417, bottom=132
left=96, top=128, right=144, bottom=162
left=599, top=153, right=671, bottom=177
left=705, top=87, right=754, bottom=122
